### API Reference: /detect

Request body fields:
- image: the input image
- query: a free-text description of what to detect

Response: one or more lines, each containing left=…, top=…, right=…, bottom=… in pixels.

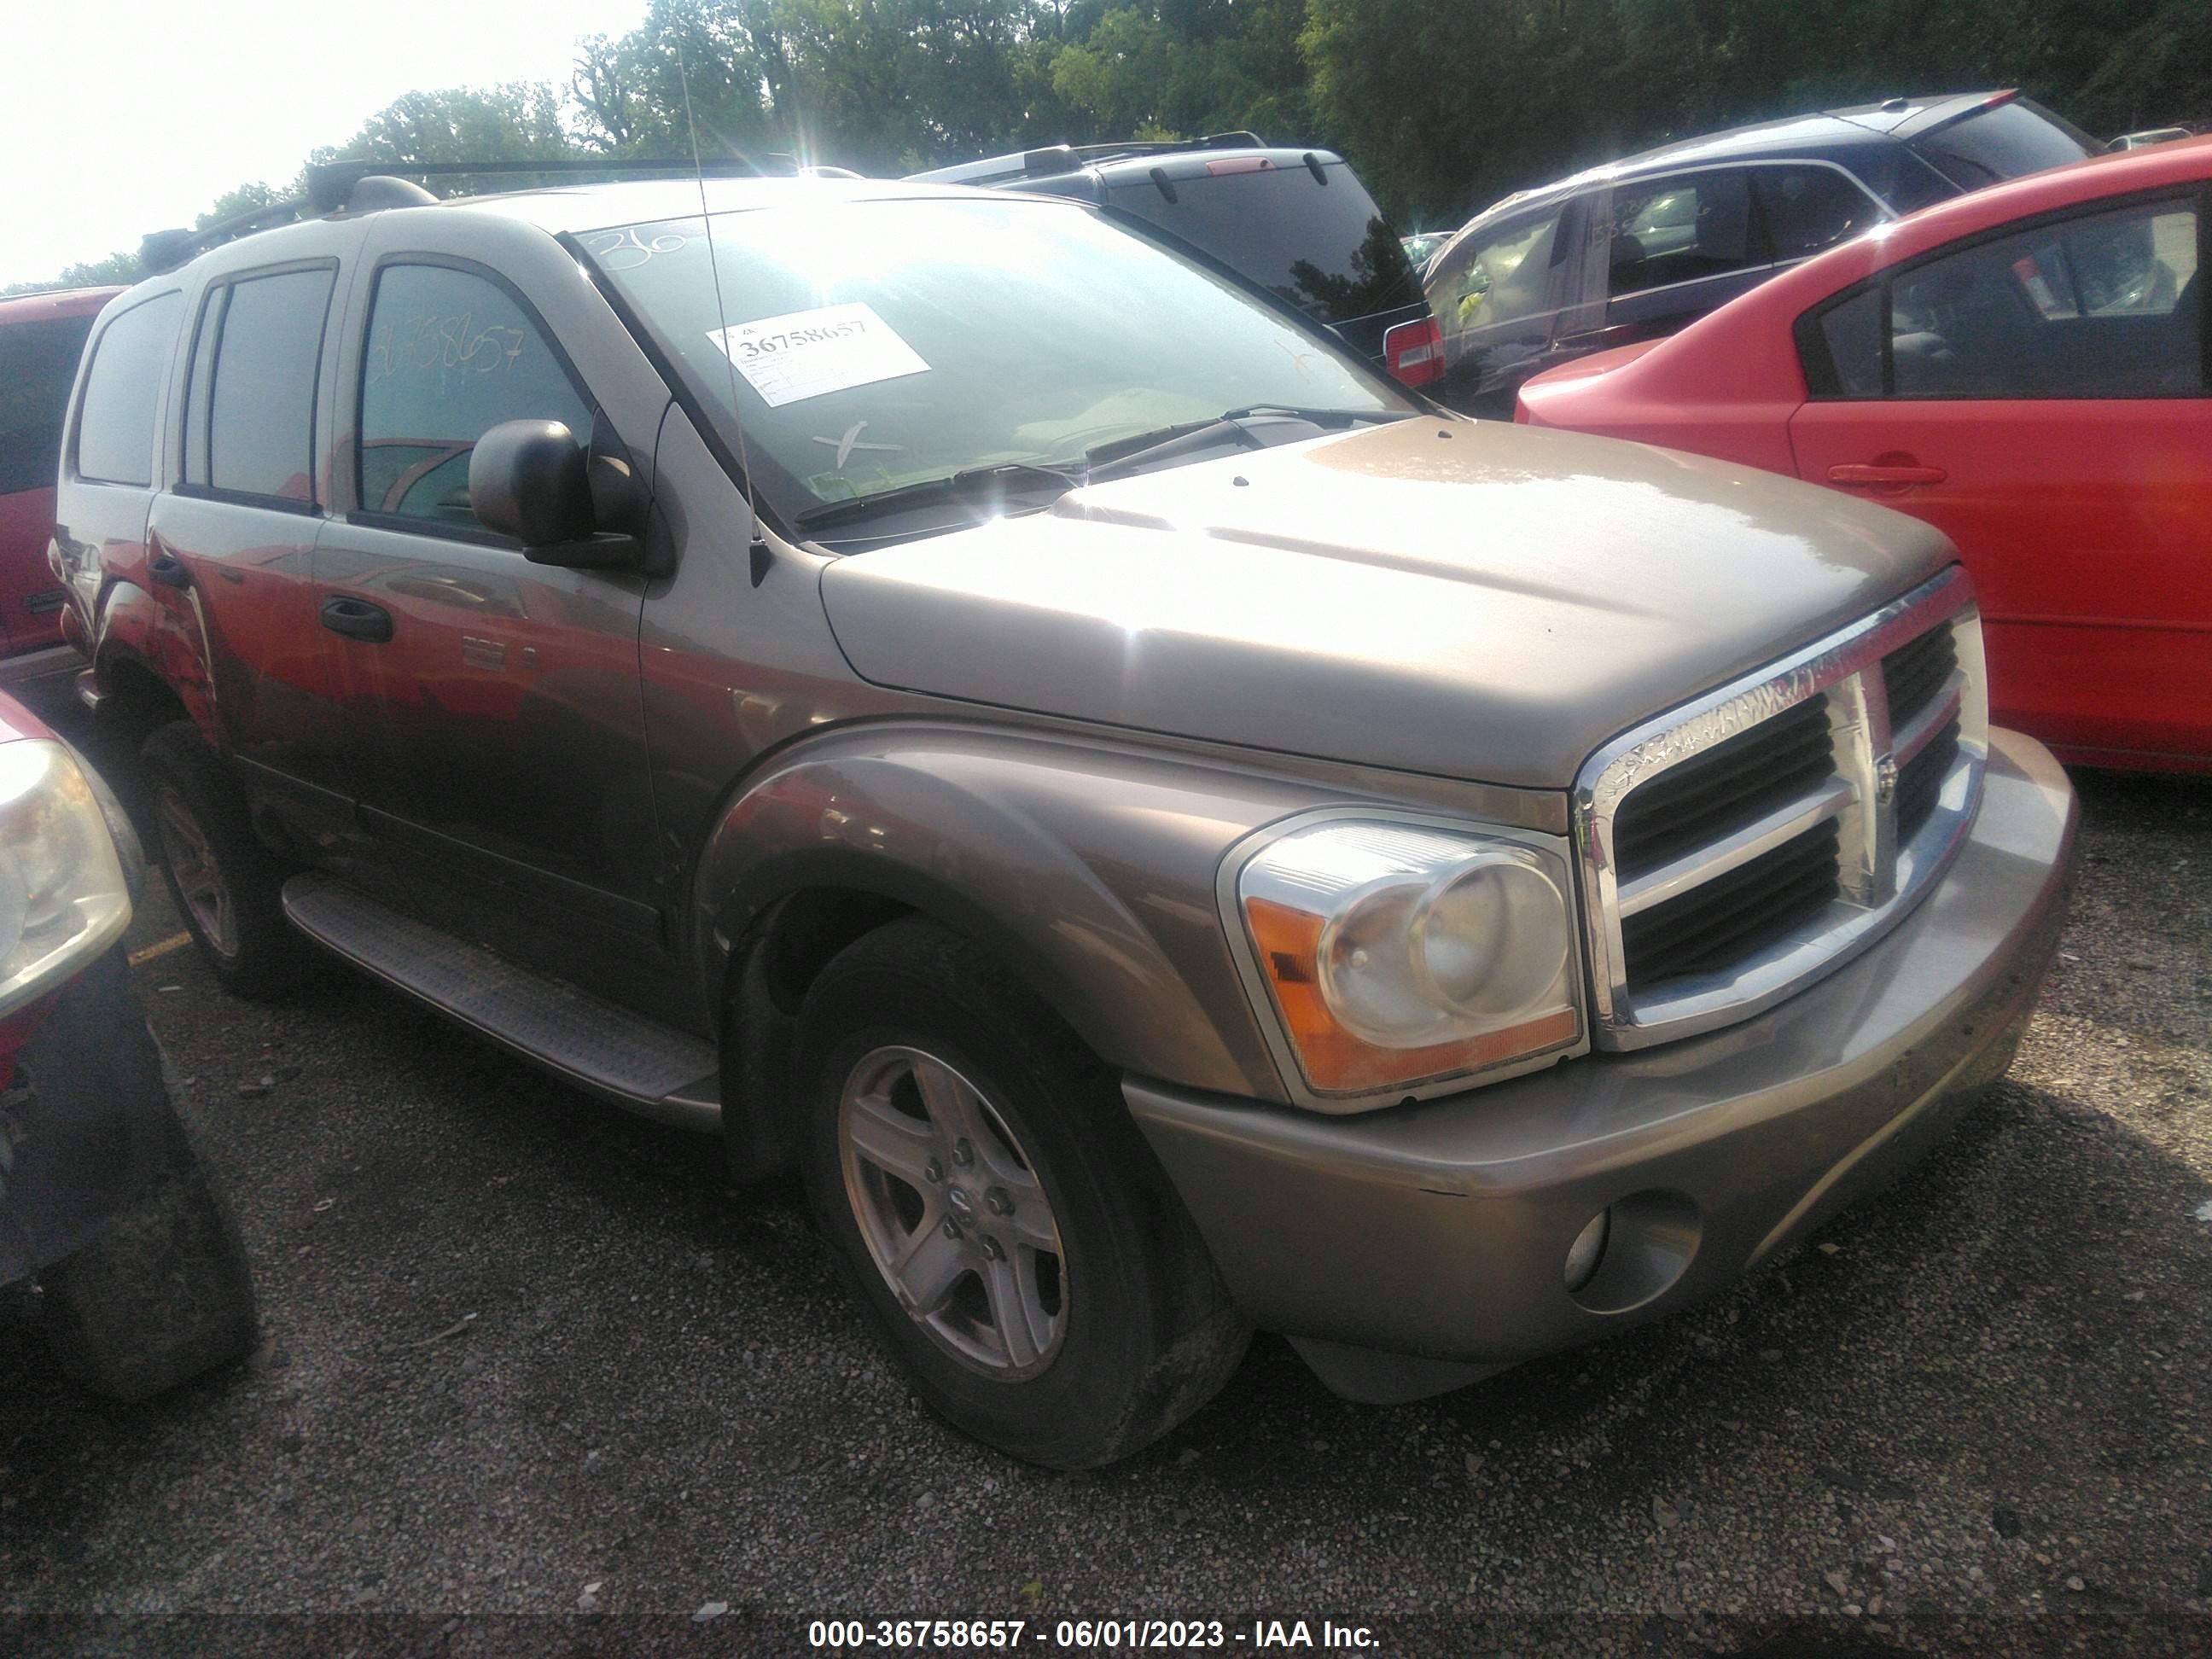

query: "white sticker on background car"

left=707, top=303, right=929, bottom=408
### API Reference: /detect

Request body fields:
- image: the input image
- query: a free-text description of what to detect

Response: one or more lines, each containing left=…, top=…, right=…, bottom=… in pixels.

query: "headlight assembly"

left=1225, top=814, right=1584, bottom=1103
left=0, top=740, right=134, bottom=1019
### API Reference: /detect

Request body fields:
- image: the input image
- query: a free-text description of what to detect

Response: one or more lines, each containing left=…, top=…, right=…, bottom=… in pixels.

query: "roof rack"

left=1019, top=131, right=1266, bottom=177
left=138, top=154, right=777, bottom=276
left=907, top=131, right=1267, bottom=187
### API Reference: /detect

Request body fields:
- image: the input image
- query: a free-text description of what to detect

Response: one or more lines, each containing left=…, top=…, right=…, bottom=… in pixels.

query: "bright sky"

left=4, top=0, right=647, bottom=288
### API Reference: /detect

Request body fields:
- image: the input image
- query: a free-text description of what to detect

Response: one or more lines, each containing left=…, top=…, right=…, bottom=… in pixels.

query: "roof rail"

left=302, top=154, right=767, bottom=211
left=139, top=155, right=775, bottom=276
left=909, top=131, right=1268, bottom=187
left=1019, top=131, right=1266, bottom=177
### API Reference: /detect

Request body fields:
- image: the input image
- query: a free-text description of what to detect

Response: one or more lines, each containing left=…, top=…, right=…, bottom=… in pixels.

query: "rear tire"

left=795, top=917, right=1249, bottom=1469
left=140, top=721, right=312, bottom=999
left=44, top=1106, right=259, bottom=1402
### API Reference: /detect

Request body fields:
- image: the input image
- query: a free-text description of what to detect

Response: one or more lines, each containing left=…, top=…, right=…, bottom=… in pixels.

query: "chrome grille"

left=1612, top=695, right=1836, bottom=878
left=1575, top=566, right=1988, bottom=1051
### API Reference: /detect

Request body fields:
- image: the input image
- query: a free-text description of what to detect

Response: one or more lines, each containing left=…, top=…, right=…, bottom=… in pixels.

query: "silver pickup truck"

left=61, top=172, right=2076, bottom=1467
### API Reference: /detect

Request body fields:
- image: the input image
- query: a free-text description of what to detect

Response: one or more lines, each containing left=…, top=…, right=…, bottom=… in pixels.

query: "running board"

left=281, top=874, right=721, bottom=1132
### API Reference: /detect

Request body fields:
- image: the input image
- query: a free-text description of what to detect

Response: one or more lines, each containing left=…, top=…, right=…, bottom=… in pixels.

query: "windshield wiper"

left=1085, top=405, right=1412, bottom=482
left=795, top=463, right=1086, bottom=533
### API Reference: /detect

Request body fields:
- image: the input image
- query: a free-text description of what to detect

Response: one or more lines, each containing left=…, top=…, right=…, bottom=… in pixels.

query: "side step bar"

left=282, top=874, right=721, bottom=1132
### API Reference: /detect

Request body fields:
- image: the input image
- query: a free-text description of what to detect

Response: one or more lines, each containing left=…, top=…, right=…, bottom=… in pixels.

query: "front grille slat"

left=1611, top=696, right=1835, bottom=879
left=1895, top=718, right=1959, bottom=843
left=1882, top=624, right=1957, bottom=733
left=1621, top=824, right=1841, bottom=992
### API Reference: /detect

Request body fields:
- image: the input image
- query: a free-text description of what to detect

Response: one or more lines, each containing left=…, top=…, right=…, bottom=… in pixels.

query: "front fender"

left=695, top=721, right=1353, bottom=1103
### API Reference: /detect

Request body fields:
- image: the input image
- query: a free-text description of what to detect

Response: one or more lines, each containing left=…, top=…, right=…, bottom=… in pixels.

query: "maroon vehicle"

left=0, top=288, right=122, bottom=686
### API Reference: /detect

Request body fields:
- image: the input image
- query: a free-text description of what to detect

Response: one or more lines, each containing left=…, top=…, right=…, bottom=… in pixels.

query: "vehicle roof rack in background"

left=139, top=155, right=776, bottom=276
left=1020, top=131, right=1266, bottom=177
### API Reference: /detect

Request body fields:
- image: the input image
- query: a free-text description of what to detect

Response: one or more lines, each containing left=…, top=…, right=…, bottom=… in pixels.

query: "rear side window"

left=1608, top=172, right=1759, bottom=297
left=1802, top=196, right=2203, bottom=399
left=358, top=263, right=593, bottom=533
left=1910, top=99, right=2095, bottom=191
left=0, top=313, right=97, bottom=495
left=1104, top=162, right=1422, bottom=324
left=1754, top=167, right=1885, bottom=262
left=73, top=293, right=181, bottom=487
left=195, top=267, right=336, bottom=504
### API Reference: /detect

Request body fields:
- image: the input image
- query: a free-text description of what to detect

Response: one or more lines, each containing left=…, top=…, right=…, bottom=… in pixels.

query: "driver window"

left=358, top=264, right=594, bottom=533
left=1434, top=208, right=1564, bottom=336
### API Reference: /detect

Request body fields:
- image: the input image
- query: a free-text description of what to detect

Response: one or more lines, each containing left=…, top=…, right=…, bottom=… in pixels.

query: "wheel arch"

left=695, top=725, right=1302, bottom=1178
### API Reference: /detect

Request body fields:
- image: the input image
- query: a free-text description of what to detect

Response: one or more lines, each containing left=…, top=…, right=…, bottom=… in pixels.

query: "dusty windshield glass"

left=581, top=195, right=1405, bottom=530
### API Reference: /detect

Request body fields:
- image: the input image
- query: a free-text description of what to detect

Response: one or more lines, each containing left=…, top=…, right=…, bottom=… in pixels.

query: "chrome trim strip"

left=1615, top=777, right=1855, bottom=918
left=1575, top=566, right=1987, bottom=1051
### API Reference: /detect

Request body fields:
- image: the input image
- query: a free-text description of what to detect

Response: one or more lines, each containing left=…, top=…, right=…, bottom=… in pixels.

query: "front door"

left=1429, top=201, right=1586, bottom=416
left=313, top=256, right=667, bottom=1004
left=1790, top=189, right=2209, bottom=765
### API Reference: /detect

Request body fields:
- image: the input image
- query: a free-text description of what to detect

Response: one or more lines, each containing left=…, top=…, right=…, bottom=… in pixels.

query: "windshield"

left=581, top=195, right=1407, bottom=535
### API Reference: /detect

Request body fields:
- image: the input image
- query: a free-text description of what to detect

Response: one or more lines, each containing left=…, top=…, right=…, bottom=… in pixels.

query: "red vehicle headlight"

left=0, top=740, right=133, bottom=1020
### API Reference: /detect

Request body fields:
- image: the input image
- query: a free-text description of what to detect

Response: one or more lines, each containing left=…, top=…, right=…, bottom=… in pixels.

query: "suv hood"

left=817, top=419, right=1952, bottom=790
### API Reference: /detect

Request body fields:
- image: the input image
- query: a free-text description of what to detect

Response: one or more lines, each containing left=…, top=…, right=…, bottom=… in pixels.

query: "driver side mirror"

left=469, top=419, right=647, bottom=572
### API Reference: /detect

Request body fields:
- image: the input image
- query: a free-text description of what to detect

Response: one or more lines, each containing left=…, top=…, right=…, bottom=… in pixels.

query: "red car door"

left=1789, top=191, right=2209, bottom=767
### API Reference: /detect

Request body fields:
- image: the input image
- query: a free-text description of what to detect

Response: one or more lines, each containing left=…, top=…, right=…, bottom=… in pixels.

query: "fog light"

left=1563, top=1208, right=1611, bottom=1293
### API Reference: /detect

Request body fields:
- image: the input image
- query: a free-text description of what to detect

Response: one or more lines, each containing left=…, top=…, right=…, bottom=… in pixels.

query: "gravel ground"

left=3, top=679, right=2208, bottom=1658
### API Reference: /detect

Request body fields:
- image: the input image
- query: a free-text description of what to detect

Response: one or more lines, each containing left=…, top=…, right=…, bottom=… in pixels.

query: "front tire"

left=140, top=721, right=311, bottom=999
left=795, top=917, right=1249, bottom=1468
left=43, top=1107, right=259, bottom=1401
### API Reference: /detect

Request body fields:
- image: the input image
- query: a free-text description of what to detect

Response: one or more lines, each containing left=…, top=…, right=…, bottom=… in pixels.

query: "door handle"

left=1828, top=463, right=1947, bottom=486
left=148, top=551, right=192, bottom=590
left=320, top=596, right=393, bottom=643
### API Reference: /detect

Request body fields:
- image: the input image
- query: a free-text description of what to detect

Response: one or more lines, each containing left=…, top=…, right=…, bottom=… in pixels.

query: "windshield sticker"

left=707, top=302, right=929, bottom=408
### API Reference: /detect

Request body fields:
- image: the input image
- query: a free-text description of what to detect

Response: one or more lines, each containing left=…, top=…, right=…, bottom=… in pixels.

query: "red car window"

left=1801, top=195, right=2203, bottom=401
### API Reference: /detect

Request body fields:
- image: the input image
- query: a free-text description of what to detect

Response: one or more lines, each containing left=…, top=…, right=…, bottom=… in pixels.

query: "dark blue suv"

left=1424, top=90, right=2098, bottom=414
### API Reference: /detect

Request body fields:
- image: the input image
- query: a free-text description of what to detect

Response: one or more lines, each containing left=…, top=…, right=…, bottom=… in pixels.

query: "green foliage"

left=16, top=0, right=2211, bottom=293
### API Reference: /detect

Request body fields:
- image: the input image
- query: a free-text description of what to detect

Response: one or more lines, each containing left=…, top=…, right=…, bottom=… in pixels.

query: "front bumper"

left=1128, top=728, right=2077, bottom=1395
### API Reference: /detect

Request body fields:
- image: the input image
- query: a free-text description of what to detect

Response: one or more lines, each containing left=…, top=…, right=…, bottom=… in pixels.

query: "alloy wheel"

left=836, top=1045, right=1068, bottom=1379
left=154, top=787, right=239, bottom=960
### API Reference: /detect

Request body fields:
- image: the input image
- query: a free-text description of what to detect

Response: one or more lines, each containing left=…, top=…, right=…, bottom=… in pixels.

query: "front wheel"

left=795, top=918, right=1249, bottom=1468
left=140, top=721, right=312, bottom=999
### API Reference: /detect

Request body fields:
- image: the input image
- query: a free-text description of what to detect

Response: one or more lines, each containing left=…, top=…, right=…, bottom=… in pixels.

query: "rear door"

left=1790, top=190, right=2209, bottom=764
left=1596, top=168, right=1773, bottom=346
left=54, top=290, right=183, bottom=688
left=148, top=261, right=351, bottom=843
left=313, top=224, right=673, bottom=1010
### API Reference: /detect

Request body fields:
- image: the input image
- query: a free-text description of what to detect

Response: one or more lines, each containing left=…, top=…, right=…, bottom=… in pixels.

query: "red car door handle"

left=1828, top=463, right=1947, bottom=486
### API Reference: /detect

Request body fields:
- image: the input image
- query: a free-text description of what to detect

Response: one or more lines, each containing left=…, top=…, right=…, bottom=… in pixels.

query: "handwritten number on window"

left=365, top=311, right=528, bottom=391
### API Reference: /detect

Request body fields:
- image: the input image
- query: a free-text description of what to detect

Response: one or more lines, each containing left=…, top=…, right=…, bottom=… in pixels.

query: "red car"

left=0, top=288, right=123, bottom=687
left=1518, top=139, right=2209, bottom=772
